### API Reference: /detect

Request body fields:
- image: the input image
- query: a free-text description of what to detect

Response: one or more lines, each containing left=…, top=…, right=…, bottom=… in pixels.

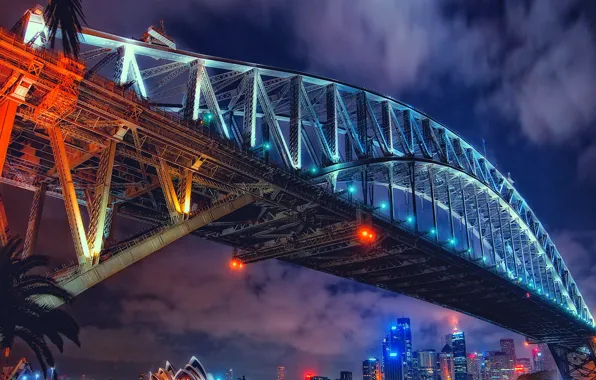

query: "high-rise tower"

left=363, top=358, right=381, bottom=380
left=451, top=330, right=467, bottom=380
left=277, top=367, right=285, bottom=380
left=383, top=319, right=413, bottom=380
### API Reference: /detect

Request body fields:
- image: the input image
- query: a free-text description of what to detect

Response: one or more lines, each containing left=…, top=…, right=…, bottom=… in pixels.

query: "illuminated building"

left=417, top=350, right=437, bottom=380
left=531, top=348, right=542, bottom=372
left=537, top=344, right=557, bottom=372
left=340, top=371, right=352, bottom=380
left=382, top=319, right=413, bottom=380
left=363, top=358, right=382, bottom=380
left=451, top=331, right=467, bottom=380
left=277, top=367, right=285, bottom=380
left=226, top=369, right=233, bottom=380
left=486, top=351, right=508, bottom=380
left=515, top=359, right=531, bottom=377
left=312, top=377, right=330, bottom=380
left=150, top=356, right=213, bottom=380
left=499, top=339, right=516, bottom=379
left=467, top=353, right=485, bottom=380
left=439, top=345, right=454, bottom=380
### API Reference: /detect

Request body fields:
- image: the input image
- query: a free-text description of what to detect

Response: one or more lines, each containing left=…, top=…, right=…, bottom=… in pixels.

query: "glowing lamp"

left=230, top=259, right=243, bottom=270
left=429, top=228, right=436, bottom=235
left=311, top=167, right=318, bottom=174
left=348, top=186, right=357, bottom=194
left=389, top=352, right=398, bottom=357
left=380, top=202, right=387, bottom=209
left=358, top=227, right=376, bottom=242
left=263, top=142, right=271, bottom=150
left=406, top=216, right=414, bottom=224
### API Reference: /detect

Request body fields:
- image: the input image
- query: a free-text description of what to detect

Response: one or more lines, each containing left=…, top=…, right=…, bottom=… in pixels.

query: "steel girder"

left=0, top=9, right=592, bottom=350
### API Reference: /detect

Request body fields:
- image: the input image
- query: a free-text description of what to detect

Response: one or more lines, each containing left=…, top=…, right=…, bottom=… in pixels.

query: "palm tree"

left=44, top=0, right=87, bottom=58
left=0, top=239, right=80, bottom=378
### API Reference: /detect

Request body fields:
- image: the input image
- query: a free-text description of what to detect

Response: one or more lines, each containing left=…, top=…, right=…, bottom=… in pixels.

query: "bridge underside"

left=1, top=9, right=595, bottom=379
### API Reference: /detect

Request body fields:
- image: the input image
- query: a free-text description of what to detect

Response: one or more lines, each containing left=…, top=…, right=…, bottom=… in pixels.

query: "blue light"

left=263, top=142, right=271, bottom=150
left=380, top=202, right=387, bottom=209
left=467, top=248, right=472, bottom=254
left=482, top=257, right=487, bottom=262
left=369, top=357, right=377, bottom=361
left=389, top=352, right=398, bottom=357
left=406, top=216, right=414, bottom=224
left=311, top=167, right=318, bottom=174
left=429, top=228, right=436, bottom=235
left=348, top=186, right=357, bottom=194
left=391, top=326, right=397, bottom=330
left=36, top=375, right=40, bottom=380
left=23, top=377, right=27, bottom=380
left=448, top=238, right=456, bottom=245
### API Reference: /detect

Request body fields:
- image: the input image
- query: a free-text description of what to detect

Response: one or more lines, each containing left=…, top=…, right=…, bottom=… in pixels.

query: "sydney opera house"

left=150, top=357, right=215, bottom=380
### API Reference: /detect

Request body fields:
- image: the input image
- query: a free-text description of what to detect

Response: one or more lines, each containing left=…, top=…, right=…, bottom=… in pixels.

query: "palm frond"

left=44, top=0, right=87, bottom=57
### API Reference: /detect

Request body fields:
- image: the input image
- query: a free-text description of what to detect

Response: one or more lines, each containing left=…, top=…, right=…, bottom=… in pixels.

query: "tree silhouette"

left=44, top=0, right=87, bottom=57
left=0, top=239, right=80, bottom=377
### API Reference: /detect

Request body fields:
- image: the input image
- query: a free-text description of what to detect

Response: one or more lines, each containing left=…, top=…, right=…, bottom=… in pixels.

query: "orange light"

left=358, top=227, right=377, bottom=242
left=525, top=342, right=529, bottom=347
left=239, top=263, right=244, bottom=269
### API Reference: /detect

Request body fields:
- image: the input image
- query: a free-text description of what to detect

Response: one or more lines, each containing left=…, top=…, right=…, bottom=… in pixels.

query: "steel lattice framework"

left=0, top=6, right=595, bottom=378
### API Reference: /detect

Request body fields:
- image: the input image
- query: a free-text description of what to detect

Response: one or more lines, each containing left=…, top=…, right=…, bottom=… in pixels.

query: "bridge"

left=1, top=6, right=595, bottom=379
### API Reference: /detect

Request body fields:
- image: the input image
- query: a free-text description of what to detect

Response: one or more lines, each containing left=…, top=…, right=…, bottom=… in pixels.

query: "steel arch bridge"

left=1, top=6, right=595, bottom=378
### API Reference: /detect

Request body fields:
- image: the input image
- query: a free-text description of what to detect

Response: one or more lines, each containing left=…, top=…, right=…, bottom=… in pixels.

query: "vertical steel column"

left=459, top=177, right=471, bottom=255
left=0, top=192, right=9, bottom=246
left=0, top=100, right=18, bottom=177
left=496, top=204, right=508, bottom=273
left=381, top=101, right=393, bottom=152
left=326, top=84, right=338, bottom=160
left=428, top=167, right=438, bottom=242
left=484, top=192, right=497, bottom=266
left=473, top=187, right=485, bottom=261
left=388, top=163, right=395, bottom=223
left=22, top=182, right=47, bottom=258
left=184, top=60, right=203, bottom=121
left=345, top=133, right=352, bottom=162
left=48, top=126, right=90, bottom=265
left=157, top=159, right=182, bottom=223
left=445, top=172, right=455, bottom=244
left=243, top=71, right=257, bottom=147
left=528, top=243, right=538, bottom=288
left=104, top=203, right=118, bottom=246
left=87, top=140, right=117, bottom=261
left=362, top=167, right=368, bottom=206
left=410, top=162, right=418, bottom=232
left=517, top=232, right=530, bottom=284
left=403, top=110, right=414, bottom=152
left=507, top=220, right=519, bottom=278
left=289, top=76, right=302, bottom=169
left=262, top=117, right=270, bottom=161
left=356, top=92, right=367, bottom=157
left=178, top=169, right=193, bottom=214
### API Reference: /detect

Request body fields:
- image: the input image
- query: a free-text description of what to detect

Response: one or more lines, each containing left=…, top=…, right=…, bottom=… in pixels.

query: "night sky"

left=2, top=1, right=596, bottom=379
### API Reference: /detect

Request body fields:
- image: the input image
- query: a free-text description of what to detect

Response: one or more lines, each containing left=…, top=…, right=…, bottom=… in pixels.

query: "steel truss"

left=0, top=8, right=592, bottom=365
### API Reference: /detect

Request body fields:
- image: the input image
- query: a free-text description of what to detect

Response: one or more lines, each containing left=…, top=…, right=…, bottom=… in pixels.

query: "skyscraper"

left=516, top=358, right=531, bottom=377
left=340, top=371, right=352, bottom=380
left=277, top=367, right=285, bottom=380
left=439, top=344, right=454, bottom=380
left=500, top=339, right=516, bottom=379
left=383, top=319, right=413, bottom=380
left=451, top=331, right=467, bottom=380
left=537, top=344, right=557, bottom=372
left=467, top=353, right=485, bottom=380
left=364, top=358, right=381, bottom=380
left=486, top=351, right=509, bottom=380
left=225, top=368, right=233, bottom=380
left=417, top=350, right=438, bottom=380
left=397, top=318, right=413, bottom=380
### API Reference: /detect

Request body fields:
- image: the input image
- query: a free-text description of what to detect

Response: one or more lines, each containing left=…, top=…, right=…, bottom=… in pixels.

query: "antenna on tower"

left=160, top=20, right=166, bottom=34
left=482, top=138, right=487, bottom=158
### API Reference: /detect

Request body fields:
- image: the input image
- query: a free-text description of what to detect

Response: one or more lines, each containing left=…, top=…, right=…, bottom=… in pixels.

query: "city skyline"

left=2, top=1, right=596, bottom=380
